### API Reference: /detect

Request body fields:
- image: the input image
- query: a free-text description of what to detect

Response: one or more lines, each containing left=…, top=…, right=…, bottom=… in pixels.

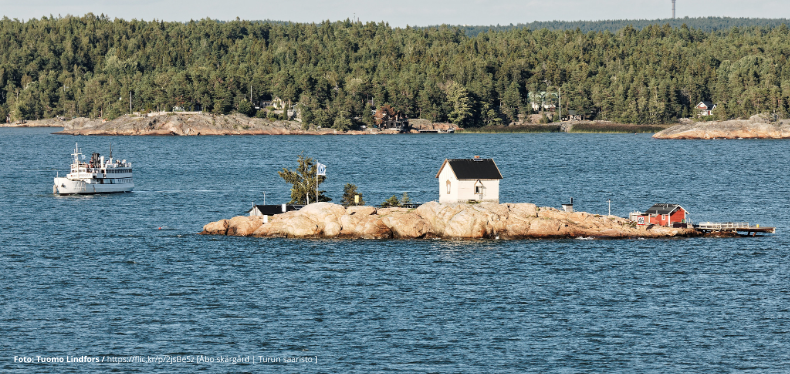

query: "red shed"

left=642, top=203, right=689, bottom=227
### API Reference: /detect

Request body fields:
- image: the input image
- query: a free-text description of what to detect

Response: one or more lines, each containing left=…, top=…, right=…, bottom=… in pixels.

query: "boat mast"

left=71, top=143, right=81, bottom=170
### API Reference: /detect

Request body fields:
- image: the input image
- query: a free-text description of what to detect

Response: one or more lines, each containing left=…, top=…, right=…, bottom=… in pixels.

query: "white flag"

left=317, top=162, right=326, bottom=176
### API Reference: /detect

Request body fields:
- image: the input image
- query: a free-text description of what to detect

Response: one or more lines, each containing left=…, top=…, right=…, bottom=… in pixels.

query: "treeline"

left=2, top=14, right=790, bottom=127
left=446, top=17, right=790, bottom=36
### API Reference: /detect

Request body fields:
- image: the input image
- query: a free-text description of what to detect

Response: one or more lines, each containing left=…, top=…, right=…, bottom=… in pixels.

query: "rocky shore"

left=50, top=113, right=389, bottom=136
left=654, top=115, right=790, bottom=139
left=200, top=202, right=699, bottom=240
left=0, top=118, right=68, bottom=127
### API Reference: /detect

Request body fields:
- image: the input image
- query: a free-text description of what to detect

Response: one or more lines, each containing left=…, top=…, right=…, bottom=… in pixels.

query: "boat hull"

left=53, top=177, right=134, bottom=195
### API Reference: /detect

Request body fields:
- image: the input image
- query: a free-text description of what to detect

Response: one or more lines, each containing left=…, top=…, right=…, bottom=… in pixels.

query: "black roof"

left=249, top=204, right=301, bottom=215
left=436, top=158, right=503, bottom=180
left=697, top=101, right=714, bottom=109
left=645, top=203, right=686, bottom=215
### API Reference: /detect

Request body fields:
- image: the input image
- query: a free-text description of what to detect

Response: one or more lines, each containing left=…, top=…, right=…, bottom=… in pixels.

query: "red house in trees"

left=631, top=204, right=689, bottom=227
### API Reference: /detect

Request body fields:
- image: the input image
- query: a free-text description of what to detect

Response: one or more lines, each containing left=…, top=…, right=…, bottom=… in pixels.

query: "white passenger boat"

left=53, top=143, right=134, bottom=195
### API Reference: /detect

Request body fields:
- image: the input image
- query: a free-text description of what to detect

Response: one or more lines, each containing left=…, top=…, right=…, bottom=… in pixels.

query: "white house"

left=436, top=157, right=503, bottom=204
left=696, top=101, right=716, bottom=116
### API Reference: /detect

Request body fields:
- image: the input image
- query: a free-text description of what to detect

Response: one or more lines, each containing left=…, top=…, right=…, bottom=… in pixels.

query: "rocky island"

left=200, top=202, right=699, bottom=240
left=654, top=114, right=790, bottom=139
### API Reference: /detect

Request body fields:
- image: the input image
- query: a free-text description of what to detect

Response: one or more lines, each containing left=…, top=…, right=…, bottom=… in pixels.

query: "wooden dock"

left=694, top=222, right=776, bottom=235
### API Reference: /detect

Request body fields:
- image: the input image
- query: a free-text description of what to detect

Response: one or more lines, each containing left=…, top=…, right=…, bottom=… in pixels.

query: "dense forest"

left=447, top=17, right=790, bottom=36
left=2, top=14, right=790, bottom=128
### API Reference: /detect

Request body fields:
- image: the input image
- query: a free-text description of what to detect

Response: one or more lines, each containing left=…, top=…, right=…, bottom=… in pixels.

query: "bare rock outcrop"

left=654, top=115, right=790, bottom=139
left=202, top=219, right=230, bottom=235
left=226, top=216, right=264, bottom=236
left=0, top=117, right=73, bottom=127
left=53, top=113, right=381, bottom=136
left=49, top=113, right=456, bottom=136
left=200, top=202, right=699, bottom=240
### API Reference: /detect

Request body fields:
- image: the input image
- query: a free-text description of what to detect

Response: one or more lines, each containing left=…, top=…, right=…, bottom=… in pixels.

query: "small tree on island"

left=380, top=192, right=411, bottom=207
left=380, top=195, right=400, bottom=207
left=342, top=183, right=364, bottom=206
left=278, top=154, right=331, bottom=204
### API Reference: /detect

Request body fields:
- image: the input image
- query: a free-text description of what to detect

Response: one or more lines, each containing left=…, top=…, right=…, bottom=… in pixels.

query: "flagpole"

left=316, top=165, right=318, bottom=203
left=315, top=162, right=326, bottom=204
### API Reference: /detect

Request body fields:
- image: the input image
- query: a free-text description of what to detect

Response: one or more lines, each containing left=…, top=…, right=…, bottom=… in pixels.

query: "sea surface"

left=1, top=127, right=789, bottom=373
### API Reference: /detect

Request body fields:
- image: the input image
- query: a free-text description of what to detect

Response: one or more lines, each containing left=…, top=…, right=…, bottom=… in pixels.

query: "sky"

left=0, top=0, right=787, bottom=27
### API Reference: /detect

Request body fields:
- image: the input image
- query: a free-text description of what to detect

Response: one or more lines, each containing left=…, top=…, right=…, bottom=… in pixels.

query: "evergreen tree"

left=238, top=100, right=254, bottom=116
left=342, top=183, right=364, bottom=206
left=332, top=110, right=353, bottom=130
left=502, top=81, right=522, bottom=123
left=278, top=154, right=331, bottom=204
left=446, top=82, right=472, bottom=126
left=400, top=192, right=411, bottom=206
left=381, top=195, right=400, bottom=207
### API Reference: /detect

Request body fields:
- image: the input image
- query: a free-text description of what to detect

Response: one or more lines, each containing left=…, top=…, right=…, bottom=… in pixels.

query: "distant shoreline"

left=459, top=122, right=674, bottom=134
left=4, top=115, right=676, bottom=135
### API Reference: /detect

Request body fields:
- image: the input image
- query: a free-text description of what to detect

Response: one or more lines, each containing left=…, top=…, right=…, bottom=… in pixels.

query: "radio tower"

left=672, top=0, right=676, bottom=19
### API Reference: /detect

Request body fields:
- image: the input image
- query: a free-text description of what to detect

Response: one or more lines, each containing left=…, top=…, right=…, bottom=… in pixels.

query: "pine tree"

left=502, top=81, right=522, bottom=123
left=446, top=82, right=472, bottom=126
left=381, top=195, right=400, bottom=207
left=342, top=183, right=364, bottom=206
left=278, top=154, right=331, bottom=204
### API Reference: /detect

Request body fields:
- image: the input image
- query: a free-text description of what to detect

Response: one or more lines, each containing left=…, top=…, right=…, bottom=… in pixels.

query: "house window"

left=474, top=181, right=483, bottom=195
left=446, top=180, right=451, bottom=194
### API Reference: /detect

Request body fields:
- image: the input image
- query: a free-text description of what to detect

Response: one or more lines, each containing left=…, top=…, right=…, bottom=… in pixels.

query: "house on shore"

left=436, top=157, right=503, bottom=204
left=565, top=110, right=586, bottom=121
left=696, top=101, right=716, bottom=116
left=374, top=105, right=409, bottom=131
left=630, top=203, right=689, bottom=227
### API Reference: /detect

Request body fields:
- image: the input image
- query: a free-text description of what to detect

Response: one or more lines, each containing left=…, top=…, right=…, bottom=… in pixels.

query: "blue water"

left=1, top=127, right=789, bottom=372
